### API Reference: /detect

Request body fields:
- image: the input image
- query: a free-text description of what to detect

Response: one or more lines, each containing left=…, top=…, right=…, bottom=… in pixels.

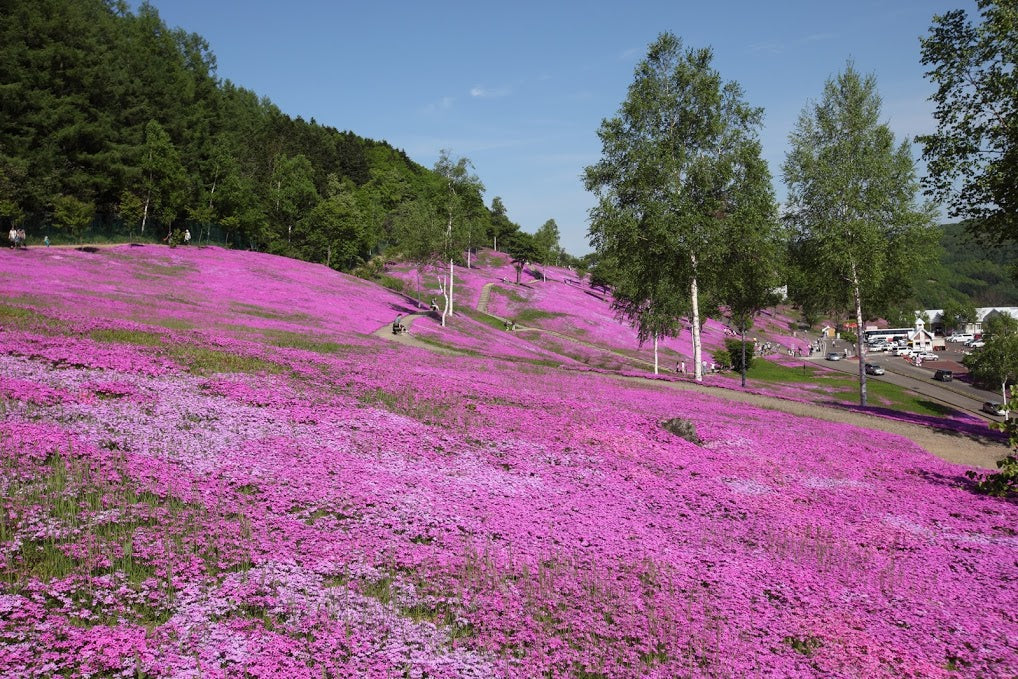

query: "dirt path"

left=371, top=313, right=470, bottom=356
left=610, top=373, right=1009, bottom=469
left=378, top=295, right=1008, bottom=470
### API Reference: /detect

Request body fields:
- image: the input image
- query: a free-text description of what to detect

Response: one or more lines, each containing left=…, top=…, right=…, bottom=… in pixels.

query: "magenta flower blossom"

left=0, top=244, right=1014, bottom=677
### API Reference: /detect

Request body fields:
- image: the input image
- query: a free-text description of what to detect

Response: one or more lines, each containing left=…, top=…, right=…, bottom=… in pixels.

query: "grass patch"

left=489, top=286, right=527, bottom=303
left=833, top=378, right=961, bottom=417
left=166, top=345, right=282, bottom=376
left=229, top=301, right=312, bottom=323
left=140, top=317, right=195, bottom=331
left=514, top=309, right=566, bottom=324
left=458, top=307, right=507, bottom=331
left=0, top=300, right=63, bottom=332
left=263, top=329, right=354, bottom=354
left=746, top=359, right=832, bottom=383
left=89, top=328, right=164, bottom=346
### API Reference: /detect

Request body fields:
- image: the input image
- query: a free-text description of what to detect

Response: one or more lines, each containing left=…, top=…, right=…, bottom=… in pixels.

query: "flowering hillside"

left=1, top=245, right=1016, bottom=677
left=388, top=251, right=743, bottom=371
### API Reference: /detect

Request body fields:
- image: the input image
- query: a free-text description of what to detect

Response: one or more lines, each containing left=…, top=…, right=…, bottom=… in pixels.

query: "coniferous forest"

left=0, top=0, right=530, bottom=270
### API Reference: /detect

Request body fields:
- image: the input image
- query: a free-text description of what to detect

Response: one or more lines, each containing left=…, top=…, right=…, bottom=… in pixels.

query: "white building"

left=907, top=319, right=936, bottom=352
left=918, top=307, right=1018, bottom=336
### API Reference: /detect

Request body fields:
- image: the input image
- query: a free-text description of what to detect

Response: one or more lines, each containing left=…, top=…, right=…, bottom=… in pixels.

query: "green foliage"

left=915, top=223, right=1018, bottom=307
left=941, top=298, right=978, bottom=332
left=507, top=231, right=540, bottom=284
left=984, top=313, right=1018, bottom=338
left=918, top=1, right=1018, bottom=245
left=51, top=195, right=94, bottom=240
left=963, top=333, right=1018, bottom=394
left=783, top=63, right=937, bottom=406
left=723, top=338, right=755, bottom=373
left=0, top=0, right=542, bottom=267
left=965, top=388, right=1018, bottom=497
left=533, top=219, right=562, bottom=265
left=584, top=33, right=774, bottom=377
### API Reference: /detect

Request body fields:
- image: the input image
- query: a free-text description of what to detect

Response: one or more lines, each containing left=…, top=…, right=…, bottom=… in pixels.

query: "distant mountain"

left=915, top=222, right=1018, bottom=308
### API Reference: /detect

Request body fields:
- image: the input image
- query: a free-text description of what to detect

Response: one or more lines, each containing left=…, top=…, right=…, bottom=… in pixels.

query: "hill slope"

left=1, top=245, right=1016, bottom=677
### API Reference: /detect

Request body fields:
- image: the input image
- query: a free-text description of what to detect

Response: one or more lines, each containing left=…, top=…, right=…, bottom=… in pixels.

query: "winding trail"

left=375, top=285, right=1008, bottom=469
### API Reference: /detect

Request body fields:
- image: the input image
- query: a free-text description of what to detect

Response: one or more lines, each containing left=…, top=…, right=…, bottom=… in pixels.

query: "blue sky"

left=143, top=0, right=975, bottom=255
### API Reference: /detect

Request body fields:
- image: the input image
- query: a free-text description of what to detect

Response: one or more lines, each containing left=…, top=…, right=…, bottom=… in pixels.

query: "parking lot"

left=810, top=338, right=1004, bottom=421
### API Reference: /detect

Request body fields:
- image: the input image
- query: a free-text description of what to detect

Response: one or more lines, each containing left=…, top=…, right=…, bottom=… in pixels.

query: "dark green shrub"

left=724, top=338, right=755, bottom=373
left=966, top=387, right=1018, bottom=497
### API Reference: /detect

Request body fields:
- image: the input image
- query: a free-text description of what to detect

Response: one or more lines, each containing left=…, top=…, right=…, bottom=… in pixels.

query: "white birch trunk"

left=437, top=274, right=450, bottom=327
left=690, top=254, right=702, bottom=382
left=653, top=334, right=659, bottom=375
left=448, top=258, right=455, bottom=316
left=141, top=191, right=150, bottom=235
left=852, top=262, right=867, bottom=407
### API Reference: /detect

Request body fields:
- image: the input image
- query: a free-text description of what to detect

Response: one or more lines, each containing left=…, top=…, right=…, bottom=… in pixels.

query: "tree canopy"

left=584, top=32, right=776, bottom=382
left=918, top=0, right=1018, bottom=245
left=0, top=0, right=526, bottom=274
left=783, top=63, right=937, bottom=406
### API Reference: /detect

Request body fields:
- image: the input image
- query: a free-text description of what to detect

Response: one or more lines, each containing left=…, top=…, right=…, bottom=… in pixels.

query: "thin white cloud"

left=620, top=47, right=642, bottom=61
left=802, top=32, right=837, bottom=43
left=470, top=86, right=510, bottom=98
left=421, top=96, right=455, bottom=114
left=748, top=41, right=785, bottom=55
left=748, top=32, right=836, bottom=55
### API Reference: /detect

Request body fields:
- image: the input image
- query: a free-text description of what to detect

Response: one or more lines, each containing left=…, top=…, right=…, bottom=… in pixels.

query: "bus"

left=864, top=328, right=913, bottom=345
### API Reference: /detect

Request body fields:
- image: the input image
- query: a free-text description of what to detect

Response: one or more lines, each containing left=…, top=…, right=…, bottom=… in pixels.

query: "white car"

left=968, top=340, right=985, bottom=348
left=916, top=352, right=938, bottom=361
left=949, top=334, right=974, bottom=343
left=894, top=347, right=914, bottom=356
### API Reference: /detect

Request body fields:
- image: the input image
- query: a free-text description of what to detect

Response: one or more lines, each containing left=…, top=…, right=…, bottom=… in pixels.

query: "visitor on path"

left=44, top=236, right=50, bottom=247
left=8, top=228, right=15, bottom=248
left=184, top=229, right=191, bottom=245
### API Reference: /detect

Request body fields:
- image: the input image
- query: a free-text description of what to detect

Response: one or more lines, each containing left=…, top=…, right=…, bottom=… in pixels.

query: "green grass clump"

left=514, top=309, right=566, bottom=324
left=264, top=330, right=352, bottom=354
left=229, top=301, right=311, bottom=322
left=90, top=328, right=164, bottom=346
left=746, top=359, right=831, bottom=384
left=458, top=307, right=507, bottom=331
left=167, top=345, right=282, bottom=376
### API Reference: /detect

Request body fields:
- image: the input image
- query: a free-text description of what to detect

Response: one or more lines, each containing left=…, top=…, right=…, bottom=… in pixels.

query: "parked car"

left=825, top=352, right=842, bottom=361
left=916, top=352, right=938, bottom=361
left=982, top=401, right=1006, bottom=416
left=933, top=369, right=953, bottom=382
left=968, top=340, right=986, bottom=348
left=864, top=363, right=885, bottom=375
left=949, top=334, right=974, bottom=343
left=894, top=347, right=914, bottom=356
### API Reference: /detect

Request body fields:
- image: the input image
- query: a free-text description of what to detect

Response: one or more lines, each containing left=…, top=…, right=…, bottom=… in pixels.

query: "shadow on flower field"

left=0, top=244, right=1016, bottom=677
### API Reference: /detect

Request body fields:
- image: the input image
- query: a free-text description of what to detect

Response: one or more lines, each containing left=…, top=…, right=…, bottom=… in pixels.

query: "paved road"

left=806, top=349, right=1004, bottom=423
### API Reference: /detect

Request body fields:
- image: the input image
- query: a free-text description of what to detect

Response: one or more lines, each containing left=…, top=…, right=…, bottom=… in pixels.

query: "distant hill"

left=916, top=222, right=1018, bottom=307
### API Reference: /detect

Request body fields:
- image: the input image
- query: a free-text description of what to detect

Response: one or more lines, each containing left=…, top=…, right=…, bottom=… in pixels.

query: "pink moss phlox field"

left=1, top=245, right=1017, bottom=677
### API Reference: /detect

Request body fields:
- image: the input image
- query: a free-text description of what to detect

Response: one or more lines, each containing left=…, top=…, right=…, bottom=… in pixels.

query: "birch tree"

left=584, top=33, right=771, bottom=381
left=783, top=63, right=937, bottom=407
left=433, top=150, right=484, bottom=318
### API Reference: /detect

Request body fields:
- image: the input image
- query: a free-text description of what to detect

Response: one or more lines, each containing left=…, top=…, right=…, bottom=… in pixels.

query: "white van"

left=949, top=333, right=974, bottom=343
